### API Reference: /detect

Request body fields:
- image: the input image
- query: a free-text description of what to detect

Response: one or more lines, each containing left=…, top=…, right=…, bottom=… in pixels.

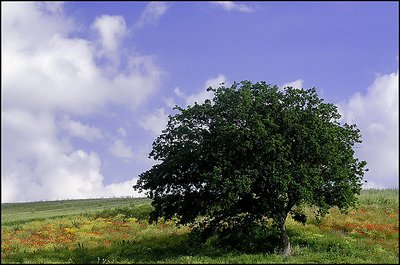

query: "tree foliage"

left=133, top=81, right=367, bottom=255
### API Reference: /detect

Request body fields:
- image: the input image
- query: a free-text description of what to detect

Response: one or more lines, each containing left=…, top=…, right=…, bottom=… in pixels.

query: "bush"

left=92, top=203, right=154, bottom=221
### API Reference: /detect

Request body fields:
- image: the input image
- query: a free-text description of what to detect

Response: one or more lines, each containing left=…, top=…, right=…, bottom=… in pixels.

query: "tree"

left=133, top=81, right=367, bottom=256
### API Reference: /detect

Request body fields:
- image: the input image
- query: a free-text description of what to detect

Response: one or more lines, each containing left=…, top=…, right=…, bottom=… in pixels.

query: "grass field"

left=1, top=197, right=151, bottom=226
left=1, top=189, right=398, bottom=264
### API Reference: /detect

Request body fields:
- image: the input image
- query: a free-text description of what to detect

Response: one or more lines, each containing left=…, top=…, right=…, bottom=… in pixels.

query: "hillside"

left=1, top=197, right=150, bottom=225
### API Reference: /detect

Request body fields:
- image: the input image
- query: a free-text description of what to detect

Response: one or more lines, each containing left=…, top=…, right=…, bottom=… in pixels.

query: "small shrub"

left=91, top=204, right=154, bottom=221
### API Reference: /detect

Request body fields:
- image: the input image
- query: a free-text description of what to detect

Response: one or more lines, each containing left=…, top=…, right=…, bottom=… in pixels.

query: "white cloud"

left=2, top=4, right=163, bottom=116
left=118, top=127, right=127, bottom=137
left=212, top=2, right=254, bottom=13
left=362, top=180, right=386, bottom=190
left=109, top=139, right=134, bottom=160
left=184, top=74, right=227, bottom=106
left=338, top=70, right=399, bottom=189
left=136, top=2, right=169, bottom=28
left=204, top=74, right=227, bottom=90
left=2, top=110, right=66, bottom=164
left=0, top=110, right=141, bottom=202
left=92, top=15, right=127, bottom=52
left=1, top=2, right=163, bottom=202
left=281, top=79, right=304, bottom=90
left=110, top=55, right=164, bottom=108
left=60, top=116, right=103, bottom=141
left=1, top=2, right=73, bottom=52
left=104, top=178, right=140, bottom=197
left=1, top=109, right=103, bottom=202
left=139, top=108, right=169, bottom=136
left=3, top=35, right=108, bottom=115
left=37, top=2, right=64, bottom=14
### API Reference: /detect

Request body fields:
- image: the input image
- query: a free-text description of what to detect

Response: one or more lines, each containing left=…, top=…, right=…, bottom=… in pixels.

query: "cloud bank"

left=338, top=70, right=399, bottom=189
left=1, top=2, right=163, bottom=202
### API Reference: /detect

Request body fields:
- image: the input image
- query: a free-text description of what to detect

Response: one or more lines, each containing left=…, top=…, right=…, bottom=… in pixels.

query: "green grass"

left=357, top=188, right=399, bottom=207
left=1, top=197, right=151, bottom=226
left=1, top=189, right=398, bottom=264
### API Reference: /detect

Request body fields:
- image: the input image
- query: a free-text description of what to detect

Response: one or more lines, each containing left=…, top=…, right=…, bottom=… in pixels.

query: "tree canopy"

left=133, top=81, right=367, bottom=256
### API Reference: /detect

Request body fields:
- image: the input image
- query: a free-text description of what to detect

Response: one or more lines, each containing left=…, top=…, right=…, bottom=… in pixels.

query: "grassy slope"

left=2, top=189, right=397, bottom=224
left=1, top=197, right=151, bottom=225
left=1, top=189, right=398, bottom=264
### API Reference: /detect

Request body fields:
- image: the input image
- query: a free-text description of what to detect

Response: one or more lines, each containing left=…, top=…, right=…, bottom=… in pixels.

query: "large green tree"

left=134, top=81, right=367, bottom=256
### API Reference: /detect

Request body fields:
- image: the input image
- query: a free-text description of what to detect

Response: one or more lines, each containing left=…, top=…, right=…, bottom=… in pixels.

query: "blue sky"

left=2, top=1, right=398, bottom=202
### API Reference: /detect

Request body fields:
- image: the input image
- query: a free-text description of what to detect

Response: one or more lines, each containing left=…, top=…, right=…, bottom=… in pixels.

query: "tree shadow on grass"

left=3, top=233, right=205, bottom=264
left=4, top=228, right=285, bottom=264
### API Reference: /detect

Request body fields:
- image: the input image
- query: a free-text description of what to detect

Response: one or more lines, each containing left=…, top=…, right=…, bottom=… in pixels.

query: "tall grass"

left=358, top=188, right=399, bottom=207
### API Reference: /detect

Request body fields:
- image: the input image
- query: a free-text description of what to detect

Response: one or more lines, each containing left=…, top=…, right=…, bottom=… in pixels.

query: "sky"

left=1, top=1, right=398, bottom=203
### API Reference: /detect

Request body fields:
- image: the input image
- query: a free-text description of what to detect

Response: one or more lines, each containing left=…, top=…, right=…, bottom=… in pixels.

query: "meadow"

left=1, top=189, right=398, bottom=264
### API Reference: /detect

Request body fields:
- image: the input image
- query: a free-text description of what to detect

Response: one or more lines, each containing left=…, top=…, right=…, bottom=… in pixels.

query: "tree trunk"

left=278, top=216, right=291, bottom=257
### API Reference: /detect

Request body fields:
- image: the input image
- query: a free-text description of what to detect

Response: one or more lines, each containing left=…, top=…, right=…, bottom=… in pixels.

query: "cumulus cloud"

left=139, top=108, right=169, bottom=136
left=103, top=178, right=140, bottom=197
left=1, top=109, right=140, bottom=203
left=136, top=2, right=169, bottom=28
left=3, top=4, right=163, bottom=116
left=338, top=70, right=399, bottom=189
left=177, top=74, right=227, bottom=107
left=110, top=55, right=164, bottom=108
left=281, top=79, right=304, bottom=90
left=60, top=116, right=103, bottom=142
left=211, top=1, right=254, bottom=13
left=92, top=15, right=127, bottom=52
left=1, top=109, right=97, bottom=202
left=1, top=2, right=73, bottom=51
left=109, top=139, right=134, bottom=160
left=185, top=74, right=226, bottom=106
left=1, top=2, right=162, bottom=202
